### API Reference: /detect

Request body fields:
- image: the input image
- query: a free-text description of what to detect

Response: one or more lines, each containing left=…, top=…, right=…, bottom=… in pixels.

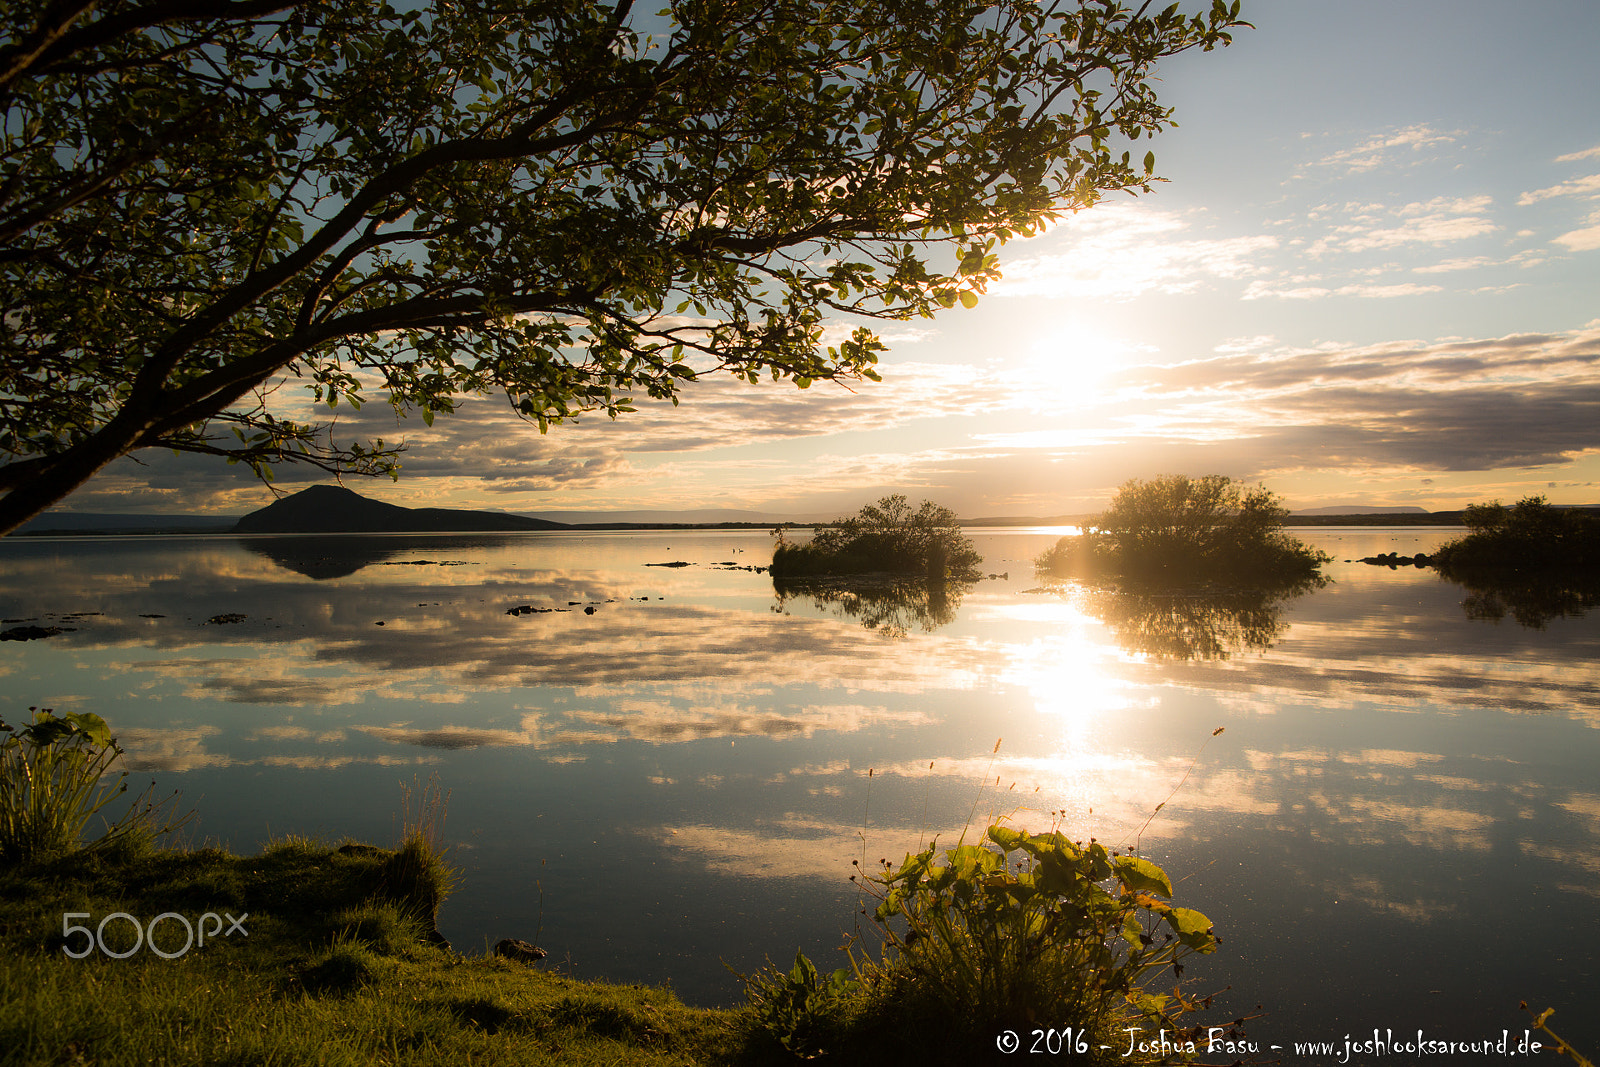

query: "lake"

left=2, top=527, right=1597, bottom=1057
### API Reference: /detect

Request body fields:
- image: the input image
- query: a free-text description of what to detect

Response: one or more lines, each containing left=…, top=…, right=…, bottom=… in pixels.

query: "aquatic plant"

left=859, top=826, right=1218, bottom=1038
left=744, top=825, right=1227, bottom=1062
left=0, top=707, right=188, bottom=864
left=1523, top=1003, right=1596, bottom=1067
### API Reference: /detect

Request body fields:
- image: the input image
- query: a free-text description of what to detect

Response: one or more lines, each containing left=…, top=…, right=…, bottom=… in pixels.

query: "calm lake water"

left=2, top=527, right=1597, bottom=1057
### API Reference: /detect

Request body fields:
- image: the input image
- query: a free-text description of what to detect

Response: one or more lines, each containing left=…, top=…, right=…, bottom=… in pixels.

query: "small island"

left=1035, top=474, right=1330, bottom=589
left=769, top=495, right=982, bottom=581
left=1430, top=496, right=1600, bottom=576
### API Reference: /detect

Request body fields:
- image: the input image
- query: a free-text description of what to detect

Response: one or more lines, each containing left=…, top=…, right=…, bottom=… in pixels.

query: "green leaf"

left=958, top=290, right=979, bottom=309
left=987, top=825, right=1025, bottom=852
left=1114, top=855, right=1174, bottom=898
left=1165, top=907, right=1217, bottom=951
left=1121, top=912, right=1145, bottom=949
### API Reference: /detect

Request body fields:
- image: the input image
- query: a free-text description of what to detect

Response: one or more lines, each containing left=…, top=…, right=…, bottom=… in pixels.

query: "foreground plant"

left=1522, top=1003, right=1596, bottom=1067
left=745, top=821, right=1230, bottom=1062
left=0, top=708, right=188, bottom=864
left=867, top=826, right=1217, bottom=1036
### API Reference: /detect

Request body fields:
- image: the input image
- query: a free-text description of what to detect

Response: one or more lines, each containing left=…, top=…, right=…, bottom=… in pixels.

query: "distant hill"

left=233, top=485, right=571, bottom=534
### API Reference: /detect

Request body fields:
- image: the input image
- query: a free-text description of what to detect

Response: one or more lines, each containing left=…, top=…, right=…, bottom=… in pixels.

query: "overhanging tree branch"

left=0, top=0, right=1248, bottom=534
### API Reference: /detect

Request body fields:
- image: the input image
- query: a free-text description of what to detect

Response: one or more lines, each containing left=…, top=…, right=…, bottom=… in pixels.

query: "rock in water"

left=493, top=938, right=547, bottom=963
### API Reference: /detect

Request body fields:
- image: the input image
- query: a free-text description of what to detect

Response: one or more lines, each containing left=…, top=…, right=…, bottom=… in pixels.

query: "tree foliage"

left=1433, top=496, right=1600, bottom=574
left=0, top=0, right=1247, bottom=533
left=1037, top=473, right=1328, bottom=587
left=771, top=494, right=981, bottom=579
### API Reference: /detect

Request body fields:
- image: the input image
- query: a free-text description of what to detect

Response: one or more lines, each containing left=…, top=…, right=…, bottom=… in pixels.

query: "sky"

left=53, top=0, right=1600, bottom=519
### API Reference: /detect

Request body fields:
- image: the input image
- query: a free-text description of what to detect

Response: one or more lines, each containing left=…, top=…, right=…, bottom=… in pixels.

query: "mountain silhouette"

left=232, top=485, right=570, bottom=534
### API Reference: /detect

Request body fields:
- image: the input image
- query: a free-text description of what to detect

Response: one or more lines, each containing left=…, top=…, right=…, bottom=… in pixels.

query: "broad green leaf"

left=1165, top=907, right=1217, bottom=952
left=1114, top=855, right=1174, bottom=898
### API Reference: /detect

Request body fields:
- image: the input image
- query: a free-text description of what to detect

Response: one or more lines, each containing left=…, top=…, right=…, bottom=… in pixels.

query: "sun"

left=1015, top=320, right=1139, bottom=407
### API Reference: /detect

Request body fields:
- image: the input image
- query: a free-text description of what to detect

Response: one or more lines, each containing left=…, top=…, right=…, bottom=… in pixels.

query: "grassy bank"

left=0, top=837, right=752, bottom=1066
left=0, top=834, right=1232, bottom=1066
left=1, top=713, right=1237, bottom=1065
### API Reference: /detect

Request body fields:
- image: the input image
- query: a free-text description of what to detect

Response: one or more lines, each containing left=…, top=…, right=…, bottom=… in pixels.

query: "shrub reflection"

left=1044, top=577, right=1324, bottom=660
left=771, top=577, right=973, bottom=635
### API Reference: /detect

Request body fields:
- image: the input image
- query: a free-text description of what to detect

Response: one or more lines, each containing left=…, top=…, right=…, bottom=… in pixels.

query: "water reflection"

left=1442, top=569, right=1600, bottom=629
left=238, top=535, right=499, bottom=579
left=770, top=576, right=974, bottom=634
left=1036, top=577, right=1323, bottom=660
left=4, top=528, right=1600, bottom=1051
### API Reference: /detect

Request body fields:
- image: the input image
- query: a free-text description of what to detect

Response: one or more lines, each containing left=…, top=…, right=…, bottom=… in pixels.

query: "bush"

left=746, top=825, right=1228, bottom=1062
left=856, top=827, right=1218, bottom=1044
left=769, top=495, right=982, bottom=580
left=1432, top=496, right=1600, bottom=575
left=1038, top=474, right=1328, bottom=588
left=0, top=708, right=188, bottom=864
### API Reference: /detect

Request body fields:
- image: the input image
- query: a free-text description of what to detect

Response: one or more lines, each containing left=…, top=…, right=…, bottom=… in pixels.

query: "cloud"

left=983, top=326, right=1600, bottom=476
left=990, top=203, right=1277, bottom=301
left=1299, top=195, right=1497, bottom=257
left=1309, top=125, right=1460, bottom=174
left=1555, top=146, right=1600, bottom=163
left=1412, top=256, right=1495, bottom=274
left=1517, top=173, right=1600, bottom=205
left=1242, top=281, right=1443, bottom=301
left=1555, top=215, right=1600, bottom=252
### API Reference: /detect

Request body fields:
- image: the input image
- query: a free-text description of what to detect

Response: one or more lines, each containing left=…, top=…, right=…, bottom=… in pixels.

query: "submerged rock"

left=0, top=624, right=70, bottom=641
left=1357, top=552, right=1432, bottom=568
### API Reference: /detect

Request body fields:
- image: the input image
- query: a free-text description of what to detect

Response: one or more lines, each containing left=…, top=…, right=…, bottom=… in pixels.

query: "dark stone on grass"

left=583, top=605, right=597, bottom=614
left=493, top=937, right=547, bottom=963
left=204, top=613, right=247, bottom=625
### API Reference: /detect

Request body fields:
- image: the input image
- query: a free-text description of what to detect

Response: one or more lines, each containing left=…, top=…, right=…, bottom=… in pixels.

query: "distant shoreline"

left=8, top=513, right=1527, bottom=537
left=9, top=520, right=820, bottom=537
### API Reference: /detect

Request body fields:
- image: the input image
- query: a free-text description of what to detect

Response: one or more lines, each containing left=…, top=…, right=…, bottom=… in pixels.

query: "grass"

left=0, top=708, right=190, bottom=864
left=0, top=839, right=750, bottom=1066
left=0, top=818, right=1233, bottom=1066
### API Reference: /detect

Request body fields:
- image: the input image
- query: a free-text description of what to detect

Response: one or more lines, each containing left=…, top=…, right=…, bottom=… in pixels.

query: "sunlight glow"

left=1014, top=323, right=1132, bottom=408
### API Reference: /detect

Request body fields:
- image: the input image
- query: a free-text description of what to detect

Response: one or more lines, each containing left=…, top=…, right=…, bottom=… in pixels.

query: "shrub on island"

left=1037, top=474, right=1329, bottom=588
left=770, top=495, right=982, bottom=581
left=1431, top=496, right=1600, bottom=576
